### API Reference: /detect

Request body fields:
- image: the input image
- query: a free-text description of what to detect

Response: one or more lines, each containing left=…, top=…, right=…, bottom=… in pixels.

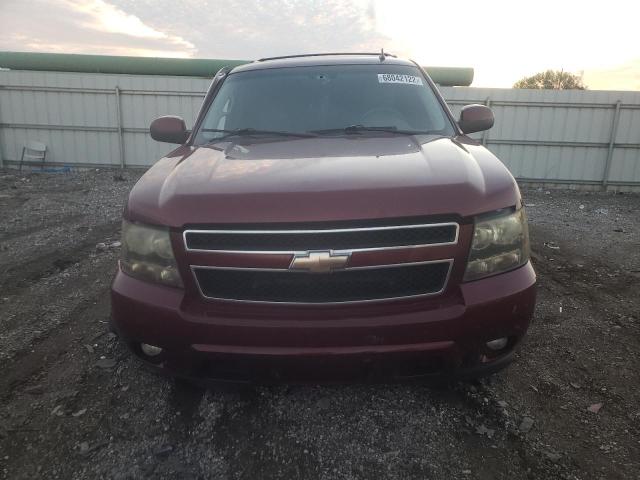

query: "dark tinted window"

left=195, top=64, right=454, bottom=143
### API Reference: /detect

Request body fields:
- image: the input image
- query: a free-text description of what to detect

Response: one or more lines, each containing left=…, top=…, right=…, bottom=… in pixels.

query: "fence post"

left=115, top=86, right=125, bottom=168
left=0, top=95, right=4, bottom=168
left=481, top=97, right=491, bottom=146
left=602, top=100, right=621, bottom=189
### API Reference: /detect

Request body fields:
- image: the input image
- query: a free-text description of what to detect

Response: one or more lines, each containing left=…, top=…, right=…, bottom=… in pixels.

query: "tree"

left=513, top=70, right=586, bottom=90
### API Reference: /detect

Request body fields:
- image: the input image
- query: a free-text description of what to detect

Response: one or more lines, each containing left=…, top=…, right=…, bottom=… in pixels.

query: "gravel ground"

left=0, top=170, right=639, bottom=480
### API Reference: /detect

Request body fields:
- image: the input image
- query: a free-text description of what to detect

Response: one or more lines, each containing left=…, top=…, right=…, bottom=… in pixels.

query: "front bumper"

left=111, top=262, right=536, bottom=383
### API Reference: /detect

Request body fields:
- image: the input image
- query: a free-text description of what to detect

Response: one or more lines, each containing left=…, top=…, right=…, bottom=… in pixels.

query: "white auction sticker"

left=377, top=73, right=423, bottom=85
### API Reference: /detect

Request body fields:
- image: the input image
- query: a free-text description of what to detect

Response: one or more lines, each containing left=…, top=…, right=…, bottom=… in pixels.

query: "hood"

left=126, top=135, right=520, bottom=227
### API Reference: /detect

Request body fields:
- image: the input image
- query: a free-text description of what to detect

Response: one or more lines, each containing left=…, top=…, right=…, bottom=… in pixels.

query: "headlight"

left=119, top=220, right=183, bottom=287
left=464, top=208, right=530, bottom=281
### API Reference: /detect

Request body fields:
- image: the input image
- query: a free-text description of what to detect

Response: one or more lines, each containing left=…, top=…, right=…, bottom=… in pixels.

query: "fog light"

left=140, top=343, right=163, bottom=357
left=486, top=337, right=508, bottom=351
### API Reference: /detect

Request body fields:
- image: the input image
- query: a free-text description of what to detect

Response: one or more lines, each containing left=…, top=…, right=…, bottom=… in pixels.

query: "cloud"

left=3, top=0, right=636, bottom=90
left=373, top=0, right=640, bottom=89
left=0, top=0, right=388, bottom=60
left=0, top=0, right=195, bottom=57
left=584, top=59, right=640, bottom=91
left=81, top=0, right=389, bottom=59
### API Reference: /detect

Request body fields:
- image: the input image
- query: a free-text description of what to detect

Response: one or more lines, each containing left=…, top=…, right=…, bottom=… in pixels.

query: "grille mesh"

left=185, top=224, right=457, bottom=252
left=193, top=261, right=450, bottom=303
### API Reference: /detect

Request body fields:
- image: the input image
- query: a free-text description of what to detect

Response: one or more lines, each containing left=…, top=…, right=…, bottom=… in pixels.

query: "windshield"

left=194, top=64, right=455, bottom=144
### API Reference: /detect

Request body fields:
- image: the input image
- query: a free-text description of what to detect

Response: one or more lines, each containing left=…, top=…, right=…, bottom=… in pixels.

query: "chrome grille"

left=192, top=260, right=453, bottom=304
left=184, top=222, right=459, bottom=253
left=185, top=219, right=458, bottom=304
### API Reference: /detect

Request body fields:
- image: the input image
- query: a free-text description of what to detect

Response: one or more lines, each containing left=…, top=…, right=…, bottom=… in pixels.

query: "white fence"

left=1, top=69, right=639, bottom=189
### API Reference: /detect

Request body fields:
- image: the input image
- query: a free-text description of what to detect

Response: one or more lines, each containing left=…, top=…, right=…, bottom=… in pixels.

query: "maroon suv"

left=110, top=53, right=536, bottom=383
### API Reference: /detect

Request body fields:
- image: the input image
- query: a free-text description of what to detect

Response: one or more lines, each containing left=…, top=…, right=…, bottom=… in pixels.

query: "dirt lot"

left=0, top=169, right=638, bottom=480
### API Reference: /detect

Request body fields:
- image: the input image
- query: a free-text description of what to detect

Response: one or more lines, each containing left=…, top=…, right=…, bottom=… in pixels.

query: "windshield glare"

left=195, top=64, right=455, bottom=144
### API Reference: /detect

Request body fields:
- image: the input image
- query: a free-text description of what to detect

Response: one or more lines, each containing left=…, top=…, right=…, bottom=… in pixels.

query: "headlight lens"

left=119, top=220, right=183, bottom=288
left=464, top=208, right=530, bottom=281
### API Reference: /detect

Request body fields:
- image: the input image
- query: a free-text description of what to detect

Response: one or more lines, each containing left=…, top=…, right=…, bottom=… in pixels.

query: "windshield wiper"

left=202, top=128, right=317, bottom=142
left=311, top=125, right=432, bottom=136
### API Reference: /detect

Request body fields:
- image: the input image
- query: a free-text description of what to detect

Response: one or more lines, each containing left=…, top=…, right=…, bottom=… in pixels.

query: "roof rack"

left=257, top=52, right=397, bottom=62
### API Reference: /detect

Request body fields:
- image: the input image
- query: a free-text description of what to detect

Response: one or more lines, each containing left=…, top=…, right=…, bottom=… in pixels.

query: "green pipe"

left=0, top=51, right=247, bottom=77
left=0, top=51, right=473, bottom=86
left=425, top=66, right=474, bottom=87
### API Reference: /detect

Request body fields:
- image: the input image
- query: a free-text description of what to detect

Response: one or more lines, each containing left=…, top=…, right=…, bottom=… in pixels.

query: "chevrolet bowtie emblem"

left=290, top=251, right=351, bottom=273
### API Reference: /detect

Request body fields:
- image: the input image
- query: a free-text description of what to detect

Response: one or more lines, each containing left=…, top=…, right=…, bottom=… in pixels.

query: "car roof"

left=231, top=53, right=416, bottom=74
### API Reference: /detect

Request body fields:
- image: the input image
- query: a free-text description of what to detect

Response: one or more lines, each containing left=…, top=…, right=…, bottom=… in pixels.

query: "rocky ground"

left=0, top=169, right=638, bottom=480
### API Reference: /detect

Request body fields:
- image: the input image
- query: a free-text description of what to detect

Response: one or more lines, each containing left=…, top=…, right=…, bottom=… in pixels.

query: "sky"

left=0, top=0, right=638, bottom=90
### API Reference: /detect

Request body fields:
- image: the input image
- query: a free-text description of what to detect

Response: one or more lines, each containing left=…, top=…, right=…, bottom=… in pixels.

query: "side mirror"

left=458, top=104, right=494, bottom=134
left=150, top=116, right=189, bottom=144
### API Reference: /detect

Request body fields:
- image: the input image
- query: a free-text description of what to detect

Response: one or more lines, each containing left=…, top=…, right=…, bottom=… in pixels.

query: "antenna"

left=379, top=48, right=386, bottom=62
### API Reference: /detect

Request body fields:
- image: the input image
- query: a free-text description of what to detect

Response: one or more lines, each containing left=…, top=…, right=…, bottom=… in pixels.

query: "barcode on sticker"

left=378, top=74, right=423, bottom=85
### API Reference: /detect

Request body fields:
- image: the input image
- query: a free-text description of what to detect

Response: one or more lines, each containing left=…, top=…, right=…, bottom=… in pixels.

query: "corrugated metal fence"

left=444, top=88, right=640, bottom=189
left=1, top=70, right=639, bottom=189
